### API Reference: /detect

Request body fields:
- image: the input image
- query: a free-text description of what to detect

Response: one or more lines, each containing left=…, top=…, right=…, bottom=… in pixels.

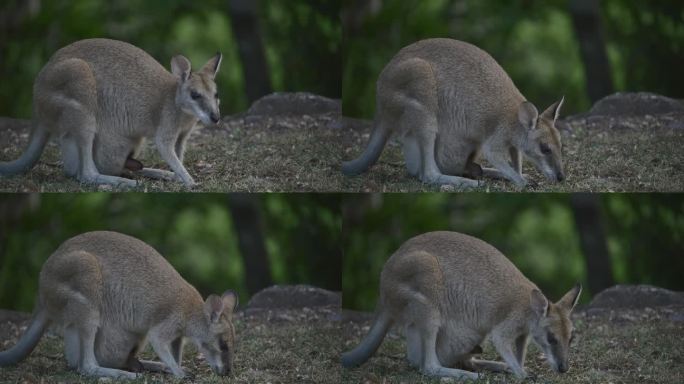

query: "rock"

left=588, top=92, right=684, bottom=117
left=246, top=284, right=341, bottom=309
left=341, top=309, right=374, bottom=324
left=247, top=92, right=341, bottom=116
left=337, top=116, right=373, bottom=132
left=0, top=117, right=31, bottom=132
left=0, top=309, right=31, bottom=324
left=588, top=284, right=684, bottom=309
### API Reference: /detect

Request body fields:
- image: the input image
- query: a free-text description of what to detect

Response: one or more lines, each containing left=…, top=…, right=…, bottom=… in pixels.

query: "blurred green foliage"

left=343, top=0, right=684, bottom=118
left=261, top=0, right=341, bottom=101
left=0, top=0, right=340, bottom=118
left=602, top=0, right=684, bottom=95
left=0, top=193, right=341, bottom=312
left=343, top=194, right=684, bottom=311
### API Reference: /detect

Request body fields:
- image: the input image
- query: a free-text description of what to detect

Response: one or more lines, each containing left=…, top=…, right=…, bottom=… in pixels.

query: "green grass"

left=341, top=309, right=684, bottom=383
left=1, top=112, right=682, bottom=192
left=0, top=309, right=341, bottom=383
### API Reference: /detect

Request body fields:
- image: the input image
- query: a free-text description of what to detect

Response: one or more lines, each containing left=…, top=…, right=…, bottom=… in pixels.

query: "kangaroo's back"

left=384, top=231, right=536, bottom=321
left=34, top=38, right=175, bottom=138
left=43, top=38, right=172, bottom=92
left=387, top=38, right=524, bottom=111
left=390, top=231, right=532, bottom=285
left=41, top=231, right=199, bottom=325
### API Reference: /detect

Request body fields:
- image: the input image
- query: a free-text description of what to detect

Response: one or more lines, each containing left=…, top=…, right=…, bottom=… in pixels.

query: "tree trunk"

left=569, top=194, right=614, bottom=295
left=227, top=193, right=273, bottom=294
left=568, top=0, right=614, bottom=103
left=0, top=194, right=39, bottom=271
left=226, top=0, right=272, bottom=103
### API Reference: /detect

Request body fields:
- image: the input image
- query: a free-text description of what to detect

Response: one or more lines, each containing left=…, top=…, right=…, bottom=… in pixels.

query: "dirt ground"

left=341, top=285, right=684, bottom=384
left=1, top=92, right=682, bottom=192
left=0, top=285, right=341, bottom=384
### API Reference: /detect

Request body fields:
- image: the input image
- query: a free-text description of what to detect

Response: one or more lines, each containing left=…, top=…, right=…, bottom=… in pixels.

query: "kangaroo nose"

left=210, top=113, right=220, bottom=124
left=558, top=363, right=568, bottom=373
left=556, top=172, right=565, bottom=182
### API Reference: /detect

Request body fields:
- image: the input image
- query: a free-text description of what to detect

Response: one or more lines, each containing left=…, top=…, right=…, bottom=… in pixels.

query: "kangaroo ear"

left=201, top=52, right=222, bottom=78
left=221, top=290, right=239, bottom=316
left=518, top=101, right=539, bottom=131
left=530, top=289, right=549, bottom=318
left=204, top=294, right=225, bottom=323
left=558, top=283, right=582, bottom=311
left=171, top=55, right=192, bottom=82
left=541, top=96, right=565, bottom=122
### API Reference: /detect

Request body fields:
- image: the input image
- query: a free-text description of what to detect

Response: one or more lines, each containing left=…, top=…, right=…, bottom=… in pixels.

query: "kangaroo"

left=0, top=231, right=238, bottom=379
left=342, top=231, right=581, bottom=380
left=0, top=38, right=223, bottom=187
left=342, top=38, right=565, bottom=188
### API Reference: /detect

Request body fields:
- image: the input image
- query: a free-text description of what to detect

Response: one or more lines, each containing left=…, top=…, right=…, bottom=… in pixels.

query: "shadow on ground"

left=0, top=92, right=682, bottom=192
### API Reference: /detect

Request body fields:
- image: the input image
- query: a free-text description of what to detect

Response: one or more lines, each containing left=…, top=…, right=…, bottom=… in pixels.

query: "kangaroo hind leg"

left=42, top=250, right=137, bottom=379
left=412, top=116, right=478, bottom=188
left=414, top=307, right=478, bottom=379
left=405, top=324, right=421, bottom=367
left=43, top=58, right=136, bottom=187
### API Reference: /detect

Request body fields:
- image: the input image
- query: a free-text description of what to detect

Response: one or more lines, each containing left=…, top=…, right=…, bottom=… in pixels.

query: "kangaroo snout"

left=210, top=112, right=220, bottom=124
left=557, top=361, right=569, bottom=373
left=556, top=171, right=565, bottom=182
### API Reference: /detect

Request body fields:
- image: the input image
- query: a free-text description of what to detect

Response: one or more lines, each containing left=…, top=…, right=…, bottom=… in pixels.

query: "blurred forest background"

left=0, top=193, right=341, bottom=312
left=343, top=0, right=684, bottom=117
left=343, top=194, right=684, bottom=311
left=0, top=0, right=341, bottom=118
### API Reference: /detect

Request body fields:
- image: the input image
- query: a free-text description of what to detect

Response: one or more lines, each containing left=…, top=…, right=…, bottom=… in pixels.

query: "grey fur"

left=342, top=38, right=566, bottom=188
left=0, top=39, right=223, bottom=187
left=0, top=231, right=237, bottom=380
left=342, top=231, right=581, bottom=379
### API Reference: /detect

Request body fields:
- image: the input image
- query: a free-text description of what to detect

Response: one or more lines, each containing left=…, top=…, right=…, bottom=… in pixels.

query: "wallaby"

left=0, top=231, right=238, bottom=379
left=0, top=38, right=223, bottom=187
left=342, top=231, right=581, bottom=380
left=342, top=38, right=566, bottom=188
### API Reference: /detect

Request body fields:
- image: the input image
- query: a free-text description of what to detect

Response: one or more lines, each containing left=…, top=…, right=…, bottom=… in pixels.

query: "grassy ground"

left=341, top=307, right=684, bottom=384
left=0, top=112, right=345, bottom=192
left=1, top=110, right=682, bottom=192
left=0, top=307, right=341, bottom=384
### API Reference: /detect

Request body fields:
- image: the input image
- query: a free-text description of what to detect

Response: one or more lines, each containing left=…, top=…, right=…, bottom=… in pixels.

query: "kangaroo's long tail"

left=341, top=309, right=392, bottom=368
left=0, top=122, right=49, bottom=176
left=341, top=119, right=391, bottom=176
left=0, top=306, right=48, bottom=366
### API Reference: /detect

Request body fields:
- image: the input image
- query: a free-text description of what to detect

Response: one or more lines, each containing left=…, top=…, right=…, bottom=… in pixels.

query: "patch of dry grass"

left=341, top=308, right=684, bottom=383
left=1, top=112, right=682, bottom=192
left=0, top=308, right=341, bottom=383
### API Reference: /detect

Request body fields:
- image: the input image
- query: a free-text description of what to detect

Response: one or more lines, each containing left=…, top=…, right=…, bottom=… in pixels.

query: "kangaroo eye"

left=547, top=332, right=558, bottom=345
left=190, top=91, right=202, bottom=100
left=539, top=143, right=552, bottom=155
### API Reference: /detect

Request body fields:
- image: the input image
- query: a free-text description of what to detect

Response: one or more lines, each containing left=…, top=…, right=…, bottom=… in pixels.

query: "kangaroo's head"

left=171, top=53, right=223, bottom=126
left=196, top=290, right=238, bottom=376
left=529, top=283, right=581, bottom=374
left=517, top=97, right=565, bottom=183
